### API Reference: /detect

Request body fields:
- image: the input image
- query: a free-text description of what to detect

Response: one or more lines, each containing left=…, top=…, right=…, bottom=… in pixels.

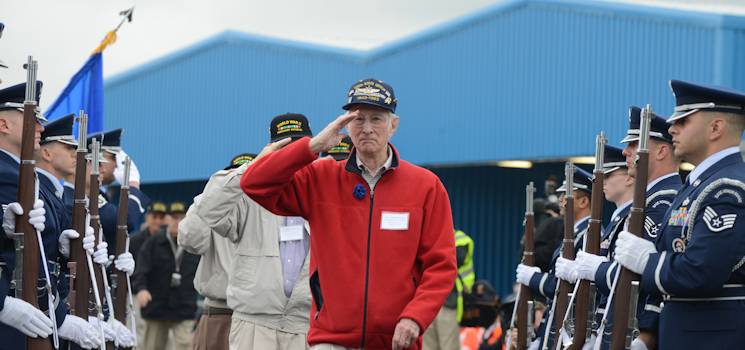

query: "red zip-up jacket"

left=241, top=137, right=456, bottom=349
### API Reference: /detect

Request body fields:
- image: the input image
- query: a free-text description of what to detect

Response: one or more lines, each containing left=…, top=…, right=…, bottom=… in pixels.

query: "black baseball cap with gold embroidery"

left=148, top=201, right=167, bottom=214
left=343, top=78, right=397, bottom=113
left=168, top=201, right=187, bottom=215
left=270, top=113, right=312, bottom=142
left=320, top=136, right=353, bottom=161
left=225, top=153, right=257, bottom=170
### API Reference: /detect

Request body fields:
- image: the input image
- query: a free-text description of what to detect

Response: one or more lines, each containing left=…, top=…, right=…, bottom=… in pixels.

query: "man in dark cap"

left=516, top=166, right=592, bottom=350
left=133, top=201, right=199, bottom=350
left=242, top=79, right=457, bottom=350
left=0, top=82, right=103, bottom=348
left=320, top=136, right=353, bottom=161
left=191, top=114, right=313, bottom=350
left=614, top=81, right=745, bottom=349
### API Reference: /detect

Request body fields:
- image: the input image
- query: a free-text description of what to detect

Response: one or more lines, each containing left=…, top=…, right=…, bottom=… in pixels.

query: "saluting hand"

left=253, top=137, right=293, bottom=163
left=309, top=111, right=359, bottom=154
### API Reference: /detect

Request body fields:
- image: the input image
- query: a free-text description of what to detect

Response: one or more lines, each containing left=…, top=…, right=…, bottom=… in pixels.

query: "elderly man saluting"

left=241, top=78, right=457, bottom=350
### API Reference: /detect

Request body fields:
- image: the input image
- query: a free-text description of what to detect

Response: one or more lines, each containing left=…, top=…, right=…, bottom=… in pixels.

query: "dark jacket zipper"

left=360, top=188, right=374, bottom=349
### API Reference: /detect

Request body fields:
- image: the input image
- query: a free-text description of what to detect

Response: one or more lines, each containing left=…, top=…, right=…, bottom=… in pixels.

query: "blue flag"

left=45, top=52, right=104, bottom=133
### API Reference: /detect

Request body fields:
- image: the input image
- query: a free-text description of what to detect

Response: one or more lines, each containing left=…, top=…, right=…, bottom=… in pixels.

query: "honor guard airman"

left=615, top=80, right=745, bottom=349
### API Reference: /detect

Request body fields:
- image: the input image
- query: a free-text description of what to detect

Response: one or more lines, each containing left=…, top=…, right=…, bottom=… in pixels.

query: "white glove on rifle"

left=92, top=241, right=110, bottom=266
left=575, top=251, right=608, bottom=282
left=111, top=319, right=135, bottom=347
left=81, top=226, right=96, bottom=255
left=615, top=231, right=657, bottom=275
left=60, top=225, right=95, bottom=258
left=516, top=264, right=541, bottom=286
left=555, top=257, right=578, bottom=283
left=114, top=252, right=135, bottom=275
left=630, top=337, right=649, bottom=350
left=0, top=296, right=53, bottom=338
left=114, top=150, right=140, bottom=185
left=3, top=200, right=45, bottom=238
left=59, top=315, right=103, bottom=349
left=88, top=316, right=115, bottom=342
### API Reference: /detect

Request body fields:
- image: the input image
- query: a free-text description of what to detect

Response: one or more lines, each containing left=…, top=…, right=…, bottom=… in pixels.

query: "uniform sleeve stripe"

left=539, top=273, right=549, bottom=298
left=607, top=261, right=618, bottom=288
left=655, top=251, right=668, bottom=295
left=129, top=193, right=146, bottom=214
left=644, top=304, right=661, bottom=313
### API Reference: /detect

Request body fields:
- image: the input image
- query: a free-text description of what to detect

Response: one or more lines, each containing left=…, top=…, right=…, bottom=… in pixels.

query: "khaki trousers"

left=193, top=313, right=231, bottom=350
left=229, top=317, right=308, bottom=350
left=422, top=307, right=460, bottom=350
left=142, top=318, right=195, bottom=350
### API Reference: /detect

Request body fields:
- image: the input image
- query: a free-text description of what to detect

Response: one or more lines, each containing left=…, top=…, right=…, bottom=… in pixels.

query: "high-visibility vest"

left=455, top=229, right=475, bottom=322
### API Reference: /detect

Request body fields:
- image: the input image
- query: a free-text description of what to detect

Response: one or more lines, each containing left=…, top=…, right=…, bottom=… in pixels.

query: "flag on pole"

left=45, top=9, right=133, bottom=134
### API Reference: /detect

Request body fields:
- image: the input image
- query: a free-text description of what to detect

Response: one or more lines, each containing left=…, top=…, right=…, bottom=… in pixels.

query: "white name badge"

left=280, top=225, right=304, bottom=241
left=381, top=211, right=410, bottom=231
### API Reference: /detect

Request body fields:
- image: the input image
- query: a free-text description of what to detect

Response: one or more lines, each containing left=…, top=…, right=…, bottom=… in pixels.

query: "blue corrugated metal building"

left=104, top=0, right=745, bottom=295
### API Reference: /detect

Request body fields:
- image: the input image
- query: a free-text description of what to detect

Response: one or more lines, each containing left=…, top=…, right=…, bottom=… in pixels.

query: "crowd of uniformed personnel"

left=510, top=80, right=745, bottom=350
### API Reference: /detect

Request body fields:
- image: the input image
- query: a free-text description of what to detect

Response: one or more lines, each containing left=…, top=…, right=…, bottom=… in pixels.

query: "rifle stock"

left=515, top=182, right=536, bottom=350
left=553, top=163, right=576, bottom=350
left=610, top=105, right=652, bottom=350
left=70, top=112, right=90, bottom=319
left=568, top=133, right=606, bottom=350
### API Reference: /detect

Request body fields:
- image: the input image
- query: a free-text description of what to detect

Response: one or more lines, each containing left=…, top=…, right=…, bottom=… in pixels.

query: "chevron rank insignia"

left=703, top=206, right=736, bottom=232
left=644, top=216, right=659, bottom=238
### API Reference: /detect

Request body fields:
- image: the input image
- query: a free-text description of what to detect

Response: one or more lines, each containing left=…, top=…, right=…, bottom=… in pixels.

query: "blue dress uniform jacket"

left=528, top=216, right=590, bottom=350
left=594, top=174, right=681, bottom=349
left=98, top=187, right=150, bottom=253
left=641, top=152, right=745, bottom=349
left=0, top=150, right=69, bottom=350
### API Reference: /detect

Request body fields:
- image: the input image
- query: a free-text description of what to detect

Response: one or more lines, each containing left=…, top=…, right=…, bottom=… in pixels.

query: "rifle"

left=15, top=56, right=54, bottom=350
left=88, top=140, right=108, bottom=349
left=609, top=105, right=652, bottom=350
left=69, top=112, right=89, bottom=319
left=566, top=133, right=606, bottom=350
left=113, top=157, right=134, bottom=350
left=511, top=182, right=536, bottom=350
left=551, top=162, right=576, bottom=350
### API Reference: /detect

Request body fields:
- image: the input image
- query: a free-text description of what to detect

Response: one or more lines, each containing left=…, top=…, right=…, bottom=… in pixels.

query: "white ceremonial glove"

left=630, top=337, right=649, bottom=350
left=555, top=257, right=578, bottom=283
left=58, top=229, right=80, bottom=258
left=89, top=316, right=115, bottom=342
left=0, top=296, right=53, bottom=338
left=92, top=241, right=109, bottom=266
left=3, top=200, right=45, bottom=238
left=81, top=226, right=96, bottom=255
left=575, top=251, right=608, bottom=282
left=581, top=334, right=597, bottom=350
left=114, top=252, right=135, bottom=275
left=111, top=319, right=135, bottom=347
left=615, top=231, right=657, bottom=275
left=59, top=315, right=103, bottom=349
left=516, top=264, right=541, bottom=286
left=114, top=150, right=140, bottom=185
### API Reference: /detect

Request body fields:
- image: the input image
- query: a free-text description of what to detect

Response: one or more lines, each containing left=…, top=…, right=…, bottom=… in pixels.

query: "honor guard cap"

left=148, top=201, right=167, bottom=214
left=668, top=80, right=745, bottom=123
left=169, top=202, right=187, bottom=215
left=270, top=113, right=312, bottom=142
left=0, top=82, right=46, bottom=122
left=320, top=136, right=353, bottom=161
left=602, top=145, right=627, bottom=175
left=557, top=166, right=593, bottom=194
left=87, top=129, right=123, bottom=155
left=343, top=78, right=397, bottom=113
left=225, top=153, right=257, bottom=170
left=40, top=114, right=77, bottom=146
left=620, top=106, right=672, bottom=144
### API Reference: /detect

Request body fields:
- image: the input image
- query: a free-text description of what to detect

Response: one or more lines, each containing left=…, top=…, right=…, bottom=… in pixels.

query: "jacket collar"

left=345, top=143, right=400, bottom=176
left=688, top=151, right=742, bottom=186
